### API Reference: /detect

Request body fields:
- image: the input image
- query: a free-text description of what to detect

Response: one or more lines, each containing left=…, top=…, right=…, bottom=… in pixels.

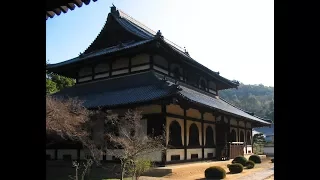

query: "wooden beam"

left=53, top=8, right=62, bottom=15
left=161, top=103, right=167, bottom=167
left=74, top=0, right=83, bottom=7
left=46, top=11, right=55, bottom=18
left=67, top=3, right=76, bottom=10
left=60, top=6, right=69, bottom=13
left=83, top=0, right=91, bottom=5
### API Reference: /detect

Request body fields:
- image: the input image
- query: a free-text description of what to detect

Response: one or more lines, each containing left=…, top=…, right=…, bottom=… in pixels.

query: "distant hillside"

left=219, top=83, right=274, bottom=121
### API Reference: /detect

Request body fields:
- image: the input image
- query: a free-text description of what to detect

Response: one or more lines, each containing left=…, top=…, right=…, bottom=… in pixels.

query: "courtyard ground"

left=138, top=157, right=274, bottom=180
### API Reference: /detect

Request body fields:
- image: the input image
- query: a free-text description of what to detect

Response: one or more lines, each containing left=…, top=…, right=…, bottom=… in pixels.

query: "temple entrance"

left=215, top=118, right=229, bottom=160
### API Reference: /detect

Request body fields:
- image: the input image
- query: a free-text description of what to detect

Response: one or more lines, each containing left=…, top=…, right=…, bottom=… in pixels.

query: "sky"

left=46, top=0, right=274, bottom=86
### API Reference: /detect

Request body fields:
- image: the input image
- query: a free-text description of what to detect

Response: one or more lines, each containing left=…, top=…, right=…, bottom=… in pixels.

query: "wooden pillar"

left=54, top=149, right=58, bottom=160
left=201, top=112, right=204, bottom=160
left=244, top=122, right=247, bottom=154
left=160, top=103, right=167, bottom=167
left=150, top=54, right=154, bottom=69
left=128, top=57, right=132, bottom=73
left=184, top=109, right=187, bottom=160
left=77, top=148, right=81, bottom=160
left=237, top=120, right=240, bottom=142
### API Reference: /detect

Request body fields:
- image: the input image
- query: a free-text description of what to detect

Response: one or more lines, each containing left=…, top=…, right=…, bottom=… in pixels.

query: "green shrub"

left=271, top=158, right=274, bottom=163
left=249, top=155, right=262, bottom=164
left=204, top=166, right=226, bottom=179
left=245, top=160, right=255, bottom=169
left=231, top=156, right=247, bottom=166
left=128, top=159, right=152, bottom=179
left=227, top=163, right=243, bottom=174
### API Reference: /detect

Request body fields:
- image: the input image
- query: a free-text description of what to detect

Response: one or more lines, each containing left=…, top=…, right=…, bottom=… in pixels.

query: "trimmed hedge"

left=245, top=160, right=255, bottom=169
left=227, top=163, right=243, bottom=173
left=231, top=156, right=248, bottom=166
left=271, top=158, right=274, bottom=163
left=204, top=166, right=226, bottom=179
left=249, top=155, right=262, bottom=164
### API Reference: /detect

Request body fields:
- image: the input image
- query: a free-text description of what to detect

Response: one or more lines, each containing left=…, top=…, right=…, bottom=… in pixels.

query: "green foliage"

left=249, top=155, right=262, bottom=164
left=253, top=133, right=266, bottom=144
left=128, top=159, right=152, bottom=179
left=227, top=163, right=243, bottom=174
left=204, top=166, right=226, bottom=179
left=231, top=156, right=248, bottom=166
left=219, top=84, right=274, bottom=121
left=245, top=160, right=255, bottom=169
left=46, top=61, right=75, bottom=94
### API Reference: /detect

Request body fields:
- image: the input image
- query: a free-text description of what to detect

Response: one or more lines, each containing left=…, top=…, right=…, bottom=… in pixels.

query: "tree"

left=46, top=95, right=102, bottom=180
left=105, top=110, right=166, bottom=180
left=46, top=61, right=75, bottom=94
left=253, top=133, right=266, bottom=144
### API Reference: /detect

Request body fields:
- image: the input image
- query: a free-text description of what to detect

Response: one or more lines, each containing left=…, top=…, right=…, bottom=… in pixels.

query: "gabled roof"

left=52, top=71, right=270, bottom=126
left=47, top=5, right=239, bottom=89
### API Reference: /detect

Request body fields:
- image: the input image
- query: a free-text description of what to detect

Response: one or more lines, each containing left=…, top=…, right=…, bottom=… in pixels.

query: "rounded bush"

left=231, top=156, right=248, bottom=166
left=249, top=155, right=262, bottom=164
left=245, top=160, right=255, bottom=169
left=204, top=166, right=226, bottom=179
left=271, top=158, right=274, bottom=163
left=227, top=163, right=243, bottom=174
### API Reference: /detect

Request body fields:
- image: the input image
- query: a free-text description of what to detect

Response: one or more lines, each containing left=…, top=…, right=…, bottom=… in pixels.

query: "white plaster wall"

left=203, top=112, right=215, bottom=121
left=186, top=108, right=201, bottom=119
left=78, top=76, right=92, bottom=82
left=245, top=145, right=253, bottom=154
left=153, top=55, right=168, bottom=68
left=223, top=116, right=228, bottom=123
left=112, top=69, right=129, bottom=75
left=106, top=149, right=124, bottom=160
left=137, top=104, right=162, bottom=114
left=166, top=104, right=184, bottom=116
left=187, top=148, right=202, bottom=159
left=57, top=149, right=77, bottom=160
left=239, top=121, right=245, bottom=127
left=46, top=149, right=55, bottom=159
left=167, top=149, right=184, bottom=161
left=230, top=118, right=237, bottom=126
left=204, top=148, right=216, bottom=158
left=131, top=53, right=149, bottom=65
left=131, top=64, right=150, bottom=72
left=153, top=66, right=168, bottom=74
left=263, top=147, right=274, bottom=156
left=140, top=151, right=162, bottom=162
left=246, top=122, right=251, bottom=128
left=94, top=62, right=109, bottom=73
left=94, top=73, right=109, bottom=79
left=112, top=58, right=129, bottom=69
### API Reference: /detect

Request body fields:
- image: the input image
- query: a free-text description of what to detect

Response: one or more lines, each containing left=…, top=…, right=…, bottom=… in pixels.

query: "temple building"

left=46, top=5, right=271, bottom=165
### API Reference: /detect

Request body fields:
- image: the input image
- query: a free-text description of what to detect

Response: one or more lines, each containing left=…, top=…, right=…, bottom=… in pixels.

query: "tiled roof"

left=47, top=39, right=154, bottom=69
left=52, top=72, right=270, bottom=125
left=53, top=72, right=180, bottom=108
left=177, top=85, right=270, bottom=125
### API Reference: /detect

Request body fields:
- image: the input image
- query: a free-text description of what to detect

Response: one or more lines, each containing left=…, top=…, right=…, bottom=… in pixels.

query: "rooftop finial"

left=156, top=30, right=163, bottom=39
left=110, top=3, right=117, bottom=14
left=184, top=47, right=189, bottom=56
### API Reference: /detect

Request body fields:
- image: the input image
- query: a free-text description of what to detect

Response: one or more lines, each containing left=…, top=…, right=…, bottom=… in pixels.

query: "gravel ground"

left=139, top=157, right=274, bottom=180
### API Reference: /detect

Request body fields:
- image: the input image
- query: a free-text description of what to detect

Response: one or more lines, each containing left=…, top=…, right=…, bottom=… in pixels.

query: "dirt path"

left=141, top=158, right=273, bottom=180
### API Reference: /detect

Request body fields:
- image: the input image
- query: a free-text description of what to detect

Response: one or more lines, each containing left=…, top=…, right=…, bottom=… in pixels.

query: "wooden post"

left=160, top=103, right=167, bottom=167
left=184, top=109, right=187, bottom=160
left=201, top=112, right=204, bottom=160
left=244, top=121, right=247, bottom=154
left=54, top=149, right=58, bottom=160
